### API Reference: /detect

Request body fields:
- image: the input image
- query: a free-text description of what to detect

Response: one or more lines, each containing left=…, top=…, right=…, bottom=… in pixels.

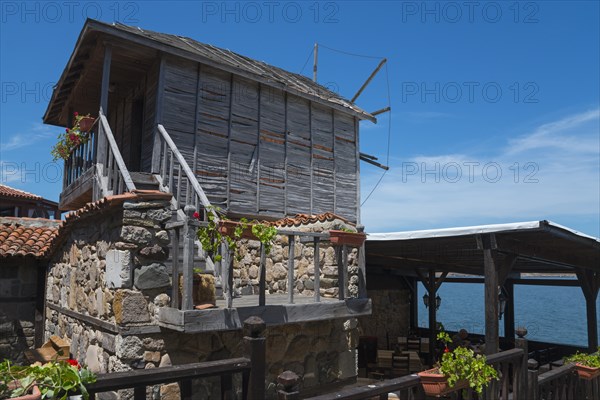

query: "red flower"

left=193, top=211, right=200, bottom=219
left=67, top=359, right=80, bottom=369
left=74, top=112, right=79, bottom=116
left=65, top=128, right=69, bottom=132
left=444, top=346, right=450, bottom=353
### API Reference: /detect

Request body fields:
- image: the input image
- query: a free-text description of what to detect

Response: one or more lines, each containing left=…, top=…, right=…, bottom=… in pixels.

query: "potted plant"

left=328, top=228, right=366, bottom=247
left=51, top=112, right=96, bottom=161
left=564, top=348, right=600, bottom=380
left=1, top=359, right=96, bottom=400
left=417, top=332, right=498, bottom=396
left=196, top=207, right=277, bottom=262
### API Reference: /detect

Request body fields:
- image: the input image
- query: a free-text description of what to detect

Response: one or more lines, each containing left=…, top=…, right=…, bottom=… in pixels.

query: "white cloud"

left=361, top=109, right=600, bottom=235
left=0, top=123, right=57, bottom=152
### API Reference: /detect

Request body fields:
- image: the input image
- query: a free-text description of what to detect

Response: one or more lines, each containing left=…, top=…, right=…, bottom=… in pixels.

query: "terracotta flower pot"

left=328, top=230, right=366, bottom=247
left=417, top=368, right=468, bottom=396
left=9, top=385, right=41, bottom=400
left=574, top=363, right=600, bottom=380
left=77, top=116, right=95, bottom=132
left=218, top=220, right=256, bottom=240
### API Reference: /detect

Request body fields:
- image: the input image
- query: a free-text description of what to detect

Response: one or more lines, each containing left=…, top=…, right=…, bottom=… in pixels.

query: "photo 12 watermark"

left=1, top=1, right=140, bottom=24
left=0, top=162, right=63, bottom=185
left=400, top=1, right=540, bottom=24
left=200, top=1, right=340, bottom=24
left=401, top=161, right=540, bottom=184
left=401, top=81, right=540, bottom=104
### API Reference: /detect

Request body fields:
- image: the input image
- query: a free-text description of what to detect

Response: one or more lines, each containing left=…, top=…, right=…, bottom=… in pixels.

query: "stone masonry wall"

left=45, top=198, right=361, bottom=399
left=358, top=288, right=410, bottom=350
left=232, top=217, right=360, bottom=299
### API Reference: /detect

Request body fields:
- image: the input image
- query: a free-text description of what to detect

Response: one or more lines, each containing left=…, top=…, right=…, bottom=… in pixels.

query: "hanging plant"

left=50, top=112, right=96, bottom=161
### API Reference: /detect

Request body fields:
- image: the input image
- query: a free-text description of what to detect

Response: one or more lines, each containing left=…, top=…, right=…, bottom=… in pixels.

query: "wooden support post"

left=100, top=45, right=112, bottom=115
left=504, top=281, right=515, bottom=341
left=287, top=235, right=295, bottom=304
left=337, top=246, right=346, bottom=301
left=409, top=278, right=418, bottom=331
left=151, top=56, right=166, bottom=173
left=222, top=241, right=232, bottom=308
left=244, top=316, right=266, bottom=400
left=220, top=374, right=233, bottom=400
left=585, top=295, right=598, bottom=350
left=170, top=227, right=180, bottom=308
left=313, top=237, right=320, bottom=302
left=480, top=234, right=500, bottom=355
left=576, top=269, right=599, bottom=351
left=515, top=337, right=529, bottom=400
left=181, top=206, right=195, bottom=310
left=259, top=243, right=266, bottom=306
left=527, top=369, right=539, bottom=400
left=133, top=386, right=145, bottom=400
left=179, top=380, right=192, bottom=400
left=428, top=270, right=436, bottom=367
left=357, top=225, right=367, bottom=299
left=277, top=371, right=300, bottom=400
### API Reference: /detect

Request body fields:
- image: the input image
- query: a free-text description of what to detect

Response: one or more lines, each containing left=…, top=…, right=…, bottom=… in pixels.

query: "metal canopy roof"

left=366, top=220, right=599, bottom=276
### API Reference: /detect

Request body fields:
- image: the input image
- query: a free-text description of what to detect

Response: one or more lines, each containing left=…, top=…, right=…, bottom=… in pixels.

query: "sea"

left=417, top=280, right=600, bottom=347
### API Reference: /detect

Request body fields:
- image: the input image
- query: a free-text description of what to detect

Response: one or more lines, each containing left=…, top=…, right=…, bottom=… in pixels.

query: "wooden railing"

left=87, top=357, right=250, bottom=400
left=165, top=205, right=366, bottom=311
left=534, top=363, right=599, bottom=400
left=484, top=347, right=525, bottom=400
left=93, top=109, right=136, bottom=199
left=156, top=124, right=217, bottom=220
left=63, top=121, right=98, bottom=189
left=303, top=374, right=425, bottom=400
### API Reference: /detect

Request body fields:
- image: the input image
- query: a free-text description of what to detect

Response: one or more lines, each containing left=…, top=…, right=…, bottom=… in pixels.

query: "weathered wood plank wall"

left=160, top=57, right=359, bottom=222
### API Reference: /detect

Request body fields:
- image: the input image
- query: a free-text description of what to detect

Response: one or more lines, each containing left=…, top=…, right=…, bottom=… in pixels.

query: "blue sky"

left=1, top=1, right=599, bottom=236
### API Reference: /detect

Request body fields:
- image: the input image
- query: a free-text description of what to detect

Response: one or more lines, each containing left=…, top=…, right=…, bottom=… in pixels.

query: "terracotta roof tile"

left=0, top=184, right=43, bottom=201
left=0, top=218, right=60, bottom=258
left=270, top=212, right=352, bottom=227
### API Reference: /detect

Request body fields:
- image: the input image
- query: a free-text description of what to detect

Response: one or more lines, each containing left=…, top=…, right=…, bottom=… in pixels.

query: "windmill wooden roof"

left=44, top=19, right=376, bottom=125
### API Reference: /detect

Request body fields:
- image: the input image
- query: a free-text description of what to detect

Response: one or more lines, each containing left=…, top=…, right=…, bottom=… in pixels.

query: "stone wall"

left=0, top=259, right=40, bottom=363
left=45, top=197, right=361, bottom=399
left=358, top=288, right=410, bottom=350
left=232, top=217, right=360, bottom=299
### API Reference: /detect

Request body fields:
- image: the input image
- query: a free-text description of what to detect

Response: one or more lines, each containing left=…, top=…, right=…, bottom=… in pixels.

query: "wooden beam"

left=354, top=117, right=361, bottom=223
left=283, top=91, right=289, bottom=216
left=435, top=272, right=448, bottom=290
left=575, top=268, right=599, bottom=350
left=481, top=234, right=499, bottom=355
left=151, top=56, right=166, bottom=173
left=351, top=58, right=387, bottom=103
left=495, top=236, right=597, bottom=270
left=498, top=254, right=517, bottom=286
left=256, top=83, right=262, bottom=213
left=225, top=73, right=234, bottom=211
left=504, top=282, right=515, bottom=340
left=428, top=270, right=436, bottom=366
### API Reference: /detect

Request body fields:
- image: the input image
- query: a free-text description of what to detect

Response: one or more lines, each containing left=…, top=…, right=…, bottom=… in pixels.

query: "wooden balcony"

left=158, top=295, right=371, bottom=333
left=159, top=205, right=370, bottom=333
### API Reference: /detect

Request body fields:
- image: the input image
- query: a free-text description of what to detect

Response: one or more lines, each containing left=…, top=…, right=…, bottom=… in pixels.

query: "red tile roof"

left=0, top=190, right=171, bottom=259
left=0, top=217, right=60, bottom=258
left=271, top=212, right=352, bottom=227
left=0, top=184, right=43, bottom=201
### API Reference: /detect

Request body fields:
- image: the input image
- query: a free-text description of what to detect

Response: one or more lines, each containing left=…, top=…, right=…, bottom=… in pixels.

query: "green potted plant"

left=564, top=348, right=600, bottom=380
left=1, top=359, right=96, bottom=400
left=51, top=112, right=96, bottom=161
left=196, top=207, right=277, bottom=262
left=417, top=332, right=498, bottom=396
